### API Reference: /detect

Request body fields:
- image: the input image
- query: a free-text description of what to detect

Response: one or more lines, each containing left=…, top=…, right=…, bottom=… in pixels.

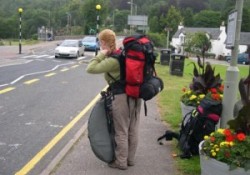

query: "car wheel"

left=76, top=52, right=80, bottom=59
left=55, top=55, right=58, bottom=58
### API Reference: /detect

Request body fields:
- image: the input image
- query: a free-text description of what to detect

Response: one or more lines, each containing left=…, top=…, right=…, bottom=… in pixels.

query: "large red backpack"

left=120, top=34, right=164, bottom=101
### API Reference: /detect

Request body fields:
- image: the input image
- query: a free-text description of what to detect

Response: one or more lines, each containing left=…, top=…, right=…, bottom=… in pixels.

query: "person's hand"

left=100, top=49, right=110, bottom=56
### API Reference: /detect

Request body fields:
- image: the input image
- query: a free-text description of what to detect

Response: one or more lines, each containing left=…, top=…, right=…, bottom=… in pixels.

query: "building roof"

left=173, top=27, right=222, bottom=40
left=173, top=26, right=250, bottom=46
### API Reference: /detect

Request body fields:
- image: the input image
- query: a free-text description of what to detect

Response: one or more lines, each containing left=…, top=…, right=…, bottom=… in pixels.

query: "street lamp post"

left=164, top=27, right=172, bottom=49
left=18, top=8, right=23, bottom=54
left=220, top=0, right=244, bottom=128
left=127, top=0, right=137, bottom=34
left=66, top=12, right=71, bottom=35
left=113, top=9, right=118, bottom=31
left=95, top=4, right=101, bottom=56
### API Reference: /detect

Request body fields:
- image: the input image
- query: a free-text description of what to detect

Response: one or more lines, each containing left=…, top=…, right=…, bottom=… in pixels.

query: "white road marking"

left=0, top=157, right=6, bottom=162
left=35, top=59, right=45, bottom=61
left=48, top=55, right=55, bottom=59
left=6, top=144, right=22, bottom=155
left=21, top=55, right=34, bottom=58
left=0, top=84, right=9, bottom=87
left=49, top=124, right=64, bottom=128
left=34, top=55, right=50, bottom=58
left=0, top=60, right=33, bottom=68
left=25, top=122, right=36, bottom=125
left=25, top=60, right=33, bottom=64
left=0, top=142, right=6, bottom=146
left=18, top=113, right=24, bottom=117
left=77, top=56, right=86, bottom=60
left=10, top=62, right=74, bottom=85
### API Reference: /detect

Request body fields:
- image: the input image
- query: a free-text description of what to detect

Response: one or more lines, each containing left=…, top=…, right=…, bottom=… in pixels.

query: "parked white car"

left=55, top=40, right=85, bottom=58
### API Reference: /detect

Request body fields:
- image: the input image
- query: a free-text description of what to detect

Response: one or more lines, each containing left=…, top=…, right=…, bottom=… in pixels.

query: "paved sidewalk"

left=46, top=99, right=177, bottom=175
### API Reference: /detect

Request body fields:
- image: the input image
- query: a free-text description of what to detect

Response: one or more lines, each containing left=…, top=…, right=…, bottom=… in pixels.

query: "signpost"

left=128, top=15, right=148, bottom=34
left=220, top=0, right=244, bottom=128
left=226, top=10, right=238, bottom=49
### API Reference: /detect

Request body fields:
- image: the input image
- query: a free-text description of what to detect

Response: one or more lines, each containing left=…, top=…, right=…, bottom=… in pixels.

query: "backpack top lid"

left=199, top=97, right=222, bottom=115
left=123, top=34, right=151, bottom=46
left=196, top=97, right=222, bottom=123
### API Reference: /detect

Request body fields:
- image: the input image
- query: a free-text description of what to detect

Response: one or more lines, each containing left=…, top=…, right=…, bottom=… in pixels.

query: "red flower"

left=182, top=87, right=187, bottom=92
left=218, top=85, right=224, bottom=92
left=210, top=88, right=217, bottom=94
left=236, top=133, right=246, bottom=141
left=210, top=136, right=215, bottom=142
left=223, top=129, right=232, bottom=137
left=226, top=135, right=235, bottom=142
left=224, top=151, right=231, bottom=158
left=211, top=94, right=221, bottom=101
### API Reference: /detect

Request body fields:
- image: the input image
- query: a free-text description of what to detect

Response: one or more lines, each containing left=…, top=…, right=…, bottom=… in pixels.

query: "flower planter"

left=180, top=102, right=196, bottom=118
left=199, top=141, right=249, bottom=175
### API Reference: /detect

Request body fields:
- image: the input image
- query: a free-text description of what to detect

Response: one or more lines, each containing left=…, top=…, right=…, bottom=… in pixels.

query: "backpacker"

left=120, top=34, right=164, bottom=101
left=157, top=97, right=222, bottom=158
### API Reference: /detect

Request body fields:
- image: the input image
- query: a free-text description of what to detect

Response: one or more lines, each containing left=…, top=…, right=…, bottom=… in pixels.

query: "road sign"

left=226, top=10, right=238, bottom=49
left=128, top=15, right=148, bottom=26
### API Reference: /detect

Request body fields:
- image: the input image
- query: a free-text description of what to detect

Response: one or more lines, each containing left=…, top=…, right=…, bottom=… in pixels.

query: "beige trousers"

left=112, top=94, right=141, bottom=167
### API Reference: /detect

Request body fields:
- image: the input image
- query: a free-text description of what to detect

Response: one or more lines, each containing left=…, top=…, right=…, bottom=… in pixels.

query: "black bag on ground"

left=88, top=92, right=115, bottom=163
left=157, top=97, right=222, bottom=158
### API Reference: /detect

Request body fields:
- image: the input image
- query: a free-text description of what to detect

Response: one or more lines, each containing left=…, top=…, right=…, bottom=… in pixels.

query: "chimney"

left=220, top=21, right=226, bottom=32
left=178, top=22, right=184, bottom=30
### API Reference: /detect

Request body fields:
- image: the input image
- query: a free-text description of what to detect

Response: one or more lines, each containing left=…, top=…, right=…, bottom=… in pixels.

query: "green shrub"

left=147, top=32, right=166, bottom=47
left=31, top=34, right=38, bottom=40
left=0, top=40, right=4, bottom=46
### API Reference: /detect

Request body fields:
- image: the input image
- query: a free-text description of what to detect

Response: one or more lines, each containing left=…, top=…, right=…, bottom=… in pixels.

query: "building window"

left=180, top=36, right=185, bottom=44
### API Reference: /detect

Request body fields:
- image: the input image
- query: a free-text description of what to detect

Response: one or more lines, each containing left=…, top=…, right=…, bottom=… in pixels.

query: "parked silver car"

left=55, top=40, right=85, bottom=58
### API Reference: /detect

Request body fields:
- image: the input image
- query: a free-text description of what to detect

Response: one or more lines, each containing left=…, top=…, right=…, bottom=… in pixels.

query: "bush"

left=71, top=26, right=84, bottom=35
left=0, top=39, right=4, bottom=46
left=147, top=32, right=166, bottom=47
left=31, top=34, right=38, bottom=40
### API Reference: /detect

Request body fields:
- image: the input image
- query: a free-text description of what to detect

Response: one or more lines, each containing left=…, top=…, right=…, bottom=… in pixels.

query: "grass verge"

left=0, top=39, right=41, bottom=46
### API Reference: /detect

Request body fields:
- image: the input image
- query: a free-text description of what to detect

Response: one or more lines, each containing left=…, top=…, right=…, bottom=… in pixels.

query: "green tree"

left=149, top=16, right=160, bottom=33
left=184, top=32, right=212, bottom=57
left=179, top=0, right=208, bottom=13
left=241, top=8, right=250, bottom=32
left=1, top=0, right=250, bottom=39
left=207, top=0, right=227, bottom=11
left=113, top=10, right=129, bottom=33
left=181, top=8, right=194, bottom=27
left=0, top=17, right=16, bottom=39
left=147, top=1, right=169, bottom=33
left=81, top=0, right=109, bottom=35
left=23, top=9, right=49, bottom=38
left=165, top=6, right=183, bottom=39
left=193, top=10, right=221, bottom=27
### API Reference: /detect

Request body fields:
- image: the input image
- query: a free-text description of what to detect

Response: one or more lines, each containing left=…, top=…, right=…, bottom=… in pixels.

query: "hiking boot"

left=127, top=161, right=135, bottom=166
left=108, top=161, right=127, bottom=170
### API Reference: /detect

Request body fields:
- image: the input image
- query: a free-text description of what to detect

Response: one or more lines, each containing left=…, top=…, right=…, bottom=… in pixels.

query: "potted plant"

left=180, top=54, right=223, bottom=117
left=199, top=74, right=250, bottom=174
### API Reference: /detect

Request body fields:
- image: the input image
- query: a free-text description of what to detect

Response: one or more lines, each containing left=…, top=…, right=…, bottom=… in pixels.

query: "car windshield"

left=61, top=40, right=78, bottom=47
left=82, top=37, right=96, bottom=42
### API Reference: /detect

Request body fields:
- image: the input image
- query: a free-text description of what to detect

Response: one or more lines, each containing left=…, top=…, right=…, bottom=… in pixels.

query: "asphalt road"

left=0, top=47, right=106, bottom=174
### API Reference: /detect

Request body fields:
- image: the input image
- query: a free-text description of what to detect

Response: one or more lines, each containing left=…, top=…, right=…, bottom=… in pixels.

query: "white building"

left=171, top=23, right=250, bottom=59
